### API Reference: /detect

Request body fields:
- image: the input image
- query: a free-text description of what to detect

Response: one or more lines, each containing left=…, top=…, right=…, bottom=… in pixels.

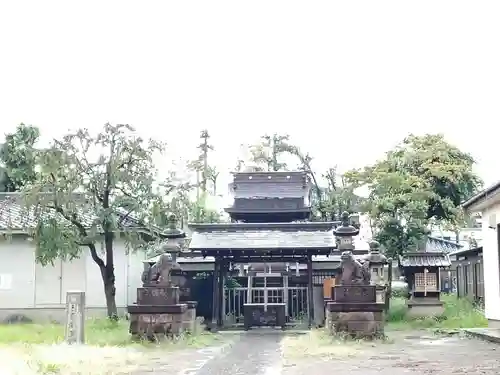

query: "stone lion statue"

left=148, top=253, right=182, bottom=286
left=340, top=251, right=370, bottom=285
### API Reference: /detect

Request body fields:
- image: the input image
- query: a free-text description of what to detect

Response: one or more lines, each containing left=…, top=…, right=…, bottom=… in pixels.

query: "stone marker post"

left=65, top=291, right=85, bottom=344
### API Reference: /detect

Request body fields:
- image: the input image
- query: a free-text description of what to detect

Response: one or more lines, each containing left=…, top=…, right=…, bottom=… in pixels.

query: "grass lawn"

left=0, top=318, right=223, bottom=348
left=0, top=318, right=226, bottom=374
left=386, top=294, right=487, bottom=331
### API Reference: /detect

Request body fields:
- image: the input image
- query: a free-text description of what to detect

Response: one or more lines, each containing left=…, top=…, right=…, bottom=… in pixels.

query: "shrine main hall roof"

left=188, top=222, right=337, bottom=254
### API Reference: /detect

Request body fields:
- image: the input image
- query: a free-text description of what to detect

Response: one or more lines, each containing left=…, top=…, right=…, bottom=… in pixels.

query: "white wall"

left=0, top=237, right=147, bottom=312
left=482, top=203, right=500, bottom=321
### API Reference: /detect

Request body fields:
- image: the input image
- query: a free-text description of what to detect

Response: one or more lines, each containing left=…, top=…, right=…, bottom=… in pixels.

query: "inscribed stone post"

left=65, top=291, right=85, bottom=344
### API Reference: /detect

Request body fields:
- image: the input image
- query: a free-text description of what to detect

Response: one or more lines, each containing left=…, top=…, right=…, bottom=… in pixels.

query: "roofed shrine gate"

left=188, top=171, right=348, bottom=329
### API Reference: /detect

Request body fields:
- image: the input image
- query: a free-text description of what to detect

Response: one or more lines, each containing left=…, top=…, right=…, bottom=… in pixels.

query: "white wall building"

left=0, top=237, right=146, bottom=322
left=463, top=181, right=500, bottom=327
left=0, top=194, right=149, bottom=322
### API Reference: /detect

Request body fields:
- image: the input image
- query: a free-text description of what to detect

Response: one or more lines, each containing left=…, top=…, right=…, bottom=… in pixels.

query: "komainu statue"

left=148, top=253, right=182, bottom=286
left=340, top=251, right=370, bottom=285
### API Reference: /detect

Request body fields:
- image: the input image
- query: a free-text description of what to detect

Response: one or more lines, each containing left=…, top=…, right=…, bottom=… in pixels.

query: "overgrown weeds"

left=387, top=294, right=487, bottom=331
left=0, top=318, right=225, bottom=374
left=0, top=317, right=222, bottom=347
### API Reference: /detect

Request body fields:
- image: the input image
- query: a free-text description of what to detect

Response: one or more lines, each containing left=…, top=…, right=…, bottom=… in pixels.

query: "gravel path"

left=195, top=331, right=283, bottom=375
left=130, top=330, right=500, bottom=374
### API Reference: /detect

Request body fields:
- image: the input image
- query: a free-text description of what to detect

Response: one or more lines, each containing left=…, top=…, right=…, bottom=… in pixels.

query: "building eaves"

left=400, top=252, right=451, bottom=268
left=0, top=195, right=154, bottom=234
left=462, top=180, right=500, bottom=210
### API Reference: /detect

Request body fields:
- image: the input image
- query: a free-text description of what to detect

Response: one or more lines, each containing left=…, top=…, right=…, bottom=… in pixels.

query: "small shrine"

left=400, top=250, right=451, bottom=317
left=128, top=214, right=197, bottom=339
left=325, top=212, right=385, bottom=338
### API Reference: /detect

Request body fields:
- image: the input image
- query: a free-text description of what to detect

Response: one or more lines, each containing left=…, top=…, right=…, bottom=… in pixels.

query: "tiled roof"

left=188, top=222, right=336, bottom=250
left=426, top=236, right=462, bottom=253
left=400, top=252, right=451, bottom=268
left=190, top=229, right=335, bottom=250
left=0, top=195, right=144, bottom=232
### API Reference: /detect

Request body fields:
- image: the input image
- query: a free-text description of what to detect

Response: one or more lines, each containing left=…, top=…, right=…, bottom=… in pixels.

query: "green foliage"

left=34, top=218, right=81, bottom=266
left=184, top=129, right=223, bottom=224
left=0, top=123, right=40, bottom=192
left=0, top=318, right=222, bottom=347
left=347, top=134, right=482, bottom=257
left=387, top=294, right=487, bottom=330
left=22, top=123, right=164, bottom=318
left=244, top=134, right=362, bottom=221
left=290, top=144, right=362, bottom=221
left=248, top=133, right=296, bottom=171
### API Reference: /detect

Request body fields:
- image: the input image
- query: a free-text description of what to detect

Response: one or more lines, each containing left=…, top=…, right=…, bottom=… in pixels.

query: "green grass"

left=387, top=294, right=487, bottom=331
left=0, top=318, right=223, bottom=348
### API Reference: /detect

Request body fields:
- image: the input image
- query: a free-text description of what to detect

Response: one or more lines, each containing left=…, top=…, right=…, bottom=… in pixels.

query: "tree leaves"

left=22, top=123, right=164, bottom=265
left=348, top=133, right=483, bottom=257
left=0, top=124, right=40, bottom=192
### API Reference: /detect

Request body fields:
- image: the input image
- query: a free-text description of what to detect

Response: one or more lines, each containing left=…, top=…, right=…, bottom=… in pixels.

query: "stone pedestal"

left=407, top=296, right=444, bottom=318
left=326, top=285, right=385, bottom=338
left=127, top=285, right=195, bottom=339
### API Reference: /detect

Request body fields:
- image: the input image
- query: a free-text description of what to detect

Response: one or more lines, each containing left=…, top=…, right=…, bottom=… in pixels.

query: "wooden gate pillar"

left=211, top=259, right=219, bottom=328
left=307, top=254, right=314, bottom=328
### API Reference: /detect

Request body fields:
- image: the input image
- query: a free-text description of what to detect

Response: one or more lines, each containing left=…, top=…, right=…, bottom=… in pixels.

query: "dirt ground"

left=281, top=330, right=500, bottom=374
left=3, top=330, right=498, bottom=374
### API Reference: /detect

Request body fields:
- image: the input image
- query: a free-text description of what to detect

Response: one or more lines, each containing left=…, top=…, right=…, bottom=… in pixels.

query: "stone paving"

left=131, top=330, right=500, bottom=374
left=283, top=331, right=500, bottom=375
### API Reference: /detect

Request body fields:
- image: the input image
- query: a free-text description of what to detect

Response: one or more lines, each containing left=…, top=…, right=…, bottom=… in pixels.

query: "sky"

left=1, top=1, right=499, bottom=202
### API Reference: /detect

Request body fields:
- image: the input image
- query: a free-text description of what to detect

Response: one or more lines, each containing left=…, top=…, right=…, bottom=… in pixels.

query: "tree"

left=0, top=124, right=40, bottom=192
left=23, top=123, right=163, bottom=319
left=151, top=171, right=194, bottom=229
left=248, top=133, right=295, bottom=171
left=346, top=133, right=482, bottom=259
left=186, top=130, right=222, bottom=223
left=289, top=146, right=362, bottom=221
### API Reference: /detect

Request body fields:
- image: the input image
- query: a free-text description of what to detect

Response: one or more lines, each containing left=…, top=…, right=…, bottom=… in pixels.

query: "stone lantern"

left=363, top=241, right=387, bottom=285
left=161, top=213, right=187, bottom=262
left=333, top=211, right=360, bottom=251
left=363, top=240, right=393, bottom=307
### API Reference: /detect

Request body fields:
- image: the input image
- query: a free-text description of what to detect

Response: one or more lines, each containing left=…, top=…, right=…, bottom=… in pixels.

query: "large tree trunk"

left=102, top=268, right=118, bottom=320
left=103, top=230, right=118, bottom=320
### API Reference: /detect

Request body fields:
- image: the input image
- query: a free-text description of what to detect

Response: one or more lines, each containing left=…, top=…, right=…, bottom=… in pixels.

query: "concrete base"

left=487, top=319, right=500, bottom=329
left=406, top=299, right=444, bottom=318
left=464, top=328, right=500, bottom=344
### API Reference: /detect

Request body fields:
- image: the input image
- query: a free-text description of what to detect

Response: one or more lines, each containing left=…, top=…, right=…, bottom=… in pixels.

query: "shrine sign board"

left=65, top=291, right=85, bottom=344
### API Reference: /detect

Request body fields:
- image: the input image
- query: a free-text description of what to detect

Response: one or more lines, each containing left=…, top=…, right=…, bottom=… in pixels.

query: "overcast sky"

left=1, top=1, right=499, bottom=199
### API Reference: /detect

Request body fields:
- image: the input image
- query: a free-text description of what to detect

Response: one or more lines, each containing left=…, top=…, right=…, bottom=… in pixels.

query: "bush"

left=387, top=294, right=487, bottom=330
